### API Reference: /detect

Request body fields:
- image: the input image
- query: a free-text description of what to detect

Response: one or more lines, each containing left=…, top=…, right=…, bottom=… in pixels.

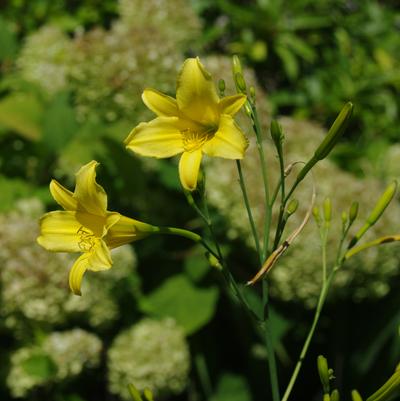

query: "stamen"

left=181, top=127, right=215, bottom=152
left=77, top=226, right=96, bottom=252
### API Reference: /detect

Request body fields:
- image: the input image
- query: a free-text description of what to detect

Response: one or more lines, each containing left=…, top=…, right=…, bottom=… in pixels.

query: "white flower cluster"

left=17, top=26, right=73, bottom=95
left=207, top=116, right=400, bottom=307
left=17, top=0, right=201, bottom=123
left=43, top=329, right=102, bottom=380
left=107, top=318, right=190, bottom=400
left=7, top=329, right=102, bottom=397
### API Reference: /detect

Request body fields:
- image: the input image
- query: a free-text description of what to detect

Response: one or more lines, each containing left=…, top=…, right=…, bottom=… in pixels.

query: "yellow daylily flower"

left=37, top=160, right=155, bottom=295
left=125, top=57, right=249, bottom=191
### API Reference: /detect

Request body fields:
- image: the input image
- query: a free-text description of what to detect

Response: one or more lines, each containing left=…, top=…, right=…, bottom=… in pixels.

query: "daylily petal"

left=75, top=211, right=106, bottom=239
left=50, top=179, right=77, bottom=211
left=142, top=88, right=179, bottom=117
left=202, top=114, right=249, bottom=159
left=105, top=212, right=121, bottom=231
left=87, top=240, right=112, bottom=272
left=105, top=214, right=155, bottom=249
left=219, top=94, right=247, bottom=116
left=37, top=211, right=82, bottom=252
left=125, top=116, right=184, bottom=158
left=178, top=149, right=203, bottom=191
left=176, top=58, right=220, bottom=125
left=69, top=254, right=90, bottom=296
left=74, top=161, right=107, bottom=216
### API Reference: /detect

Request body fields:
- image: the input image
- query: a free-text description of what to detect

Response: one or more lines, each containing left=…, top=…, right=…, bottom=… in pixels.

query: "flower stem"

left=236, top=160, right=262, bottom=263
left=281, top=240, right=339, bottom=401
left=248, top=103, right=271, bottom=260
left=262, top=279, right=281, bottom=401
left=246, top=102, right=280, bottom=401
left=155, top=226, right=219, bottom=260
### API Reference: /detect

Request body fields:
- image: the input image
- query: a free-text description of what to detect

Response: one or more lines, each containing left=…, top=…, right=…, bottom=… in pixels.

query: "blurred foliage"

left=197, top=0, right=400, bottom=170
left=0, top=0, right=118, bottom=35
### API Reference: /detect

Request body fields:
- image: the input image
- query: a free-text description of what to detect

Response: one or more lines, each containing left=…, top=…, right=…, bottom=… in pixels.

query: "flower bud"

left=366, top=181, right=397, bottom=226
left=128, top=384, right=143, bottom=401
left=324, top=394, right=331, bottom=401
left=341, top=211, right=348, bottom=227
left=365, top=367, right=400, bottom=401
left=292, top=103, right=353, bottom=192
left=232, top=54, right=243, bottom=76
left=249, top=86, right=256, bottom=103
left=314, top=102, right=353, bottom=161
left=218, top=79, right=226, bottom=96
left=351, top=390, right=363, bottom=401
left=349, top=201, right=359, bottom=224
left=349, top=181, right=397, bottom=248
left=287, top=199, right=299, bottom=216
left=318, top=355, right=330, bottom=394
left=234, top=72, right=247, bottom=94
left=323, top=198, right=332, bottom=225
left=143, top=388, right=154, bottom=401
left=331, top=389, right=340, bottom=401
left=313, top=206, right=321, bottom=226
left=271, top=120, right=284, bottom=148
left=207, top=253, right=222, bottom=271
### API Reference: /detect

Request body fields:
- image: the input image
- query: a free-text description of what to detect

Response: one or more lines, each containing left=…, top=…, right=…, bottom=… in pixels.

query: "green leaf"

left=184, top=247, right=210, bottom=282
left=139, top=274, right=219, bottom=335
left=21, top=353, right=57, bottom=380
left=42, top=92, right=78, bottom=151
left=128, top=384, right=144, bottom=401
left=0, top=175, right=50, bottom=212
left=0, top=93, right=43, bottom=140
left=212, top=373, right=251, bottom=401
left=269, top=307, right=291, bottom=348
left=275, top=45, right=299, bottom=80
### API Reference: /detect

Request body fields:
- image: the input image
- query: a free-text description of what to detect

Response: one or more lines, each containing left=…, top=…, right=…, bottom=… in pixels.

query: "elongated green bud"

left=318, top=355, right=330, bottom=394
left=249, top=86, right=256, bottom=103
left=143, top=389, right=154, bottom=401
left=218, top=79, right=226, bottom=96
left=352, top=390, right=363, bottom=401
left=349, top=181, right=397, bottom=248
left=331, top=389, right=340, bottom=401
left=128, top=384, right=143, bottom=401
left=341, top=211, right=348, bottom=226
left=367, top=181, right=397, bottom=226
left=323, top=198, right=332, bottom=225
left=271, top=120, right=284, bottom=148
left=313, top=206, right=321, bottom=226
left=292, top=103, right=353, bottom=189
left=234, top=72, right=247, bottom=94
left=287, top=199, right=299, bottom=215
left=349, top=201, right=359, bottom=224
left=366, top=367, right=400, bottom=401
left=314, top=102, right=353, bottom=161
left=207, top=253, right=223, bottom=271
left=324, top=394, right=331, bottom=401
left=232, top=54, right=243, bottom=75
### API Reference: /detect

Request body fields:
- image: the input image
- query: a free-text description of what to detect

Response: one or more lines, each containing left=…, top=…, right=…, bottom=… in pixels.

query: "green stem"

left=277, top=146, right=286, bottom=205
left=236, top=160, right=262, bottom=263
left=262, top=279, right=281, bottom=401
left=247, top=103, right=279, bottom=401
left=281, top=242, right=340, bottom=401
left=321, top=230, right=328, bottom=285
left=195, top=352, right=213, bottom=400
left=185, top=190, right=254, bottom=316
left=249, top=103, right=271, bottom=260
left=155, top=226, right=219, bottom=261
left=270, top=178, right=283, bottom=207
